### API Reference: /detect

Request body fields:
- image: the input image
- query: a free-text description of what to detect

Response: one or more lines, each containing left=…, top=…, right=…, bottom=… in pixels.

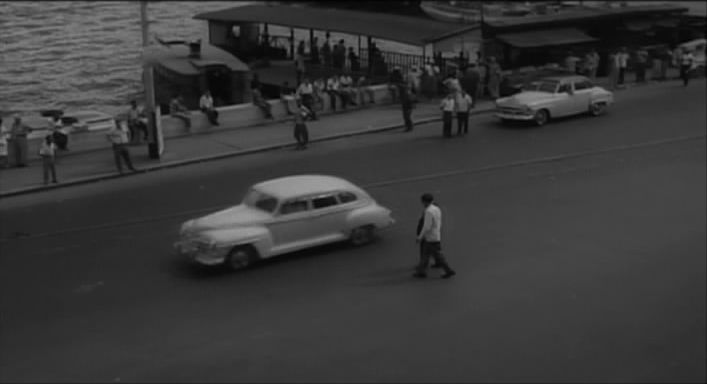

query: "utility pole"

left=140, top=1, right=161, bottom=159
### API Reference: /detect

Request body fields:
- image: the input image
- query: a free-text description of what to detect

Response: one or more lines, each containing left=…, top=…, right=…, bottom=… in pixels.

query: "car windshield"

left=528, top=80, right=559, bottom=93
left=242, top=188, right=278, bottom=213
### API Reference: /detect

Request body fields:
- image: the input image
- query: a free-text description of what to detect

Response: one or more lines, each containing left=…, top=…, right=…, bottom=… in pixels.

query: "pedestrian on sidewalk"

left=679, top=47, right=695, bottom=87
left=413, top=193, right=456, bottom=279
left=0, top=118, right=9, bottom=168
left=169, top=94, right=192, bottom=131
left=38, top=135, right=58, bottom=185
left=440, top=93, right=455, bottom=138
left=106, top=119, right=137, bottom=174
left=200, top=90, right=220, bottom=126
left=585, top=49, right=600, bottom=81
left=339, top=73, right=357, bottom=108
left=401, top=84, right=415, bottom=132
left=616, top=47, right=629, bottom=86
left=127, top=100, right=148, bottom=144
left=292, top=103, right=309, bottom=150
left=635, top=47, right=648, bottom=83
left=252, top=86, right=274, bottom=119
left=9, top=114, right=31, bottom=167
left=296, top=78, right=318, bottom=120
left=50, top=116, right=70, bottom=151
left=455, top=90, right=473, bottom=136
left=486, top=56, right=502, bottom=100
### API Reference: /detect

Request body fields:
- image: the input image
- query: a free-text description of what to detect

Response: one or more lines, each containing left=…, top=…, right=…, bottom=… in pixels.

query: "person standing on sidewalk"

left=440, top=93, right=455, bottom=138
left=616, top=47, right=629, bottom=87
left=0, top=118, right=9, bottom=168
left=107, top=119, right=137, bottom=174
left=9, top=114, right=31, bottom=167
left=401, top=84, right=415, bottom=132
left=679, top=47, right=695, bottom=87
left=414, top=193, right=456, bottom=279
left=486, top=56, right=502, bottom=100
left=296, top=78, right=318, bottom=121
left=455, top=89, right=473, bottom=136
left=292, top=103, right=309, bottom=150
left=38, top=135, right=58, bottom=185
left=585, top=49, right=600, bottom=81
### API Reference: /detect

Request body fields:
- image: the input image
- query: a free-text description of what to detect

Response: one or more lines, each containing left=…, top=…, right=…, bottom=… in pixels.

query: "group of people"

left=168, top=90, right=221, bottom=130
left=302, top=36, right=362, bottom=73
left=0, top=114, right=62, bottom=185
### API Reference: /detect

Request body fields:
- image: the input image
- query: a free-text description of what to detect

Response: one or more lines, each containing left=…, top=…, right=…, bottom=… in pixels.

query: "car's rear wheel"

left=225, top=245, right=257, bottom=271
left=533, top=109, right=549, bottom=126
left=589, top=102, right=606, bottom=116
left=350, top=225, right=375, bottom=246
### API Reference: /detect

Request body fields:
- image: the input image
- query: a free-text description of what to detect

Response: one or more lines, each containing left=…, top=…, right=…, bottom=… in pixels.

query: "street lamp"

left=140, top=1, right=161, bottom=159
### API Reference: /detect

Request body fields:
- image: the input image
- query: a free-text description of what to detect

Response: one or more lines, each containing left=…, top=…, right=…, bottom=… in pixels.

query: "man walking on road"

left=414, top=193, right=456, bottom=279
left=455, top=90, right=473, bottom=136
left=440, top=93, right=455, bottom=138
left=292, top=103, right=309, bottom=150
left=107, top=119, right=137, bottom=174
left=679, top=47, right=695, bottom=87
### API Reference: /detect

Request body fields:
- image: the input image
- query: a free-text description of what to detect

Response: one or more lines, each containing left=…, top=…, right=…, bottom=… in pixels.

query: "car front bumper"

left=174, top=241, right=229, bottom=266
left=495, top=111, right=535, bottom=121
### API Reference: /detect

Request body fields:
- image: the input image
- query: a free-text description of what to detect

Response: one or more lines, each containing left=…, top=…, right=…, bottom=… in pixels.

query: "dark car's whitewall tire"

left=534, top=109, right=549, bottom=126
left=590, top=102, right=607, bottom=116
left=350, top=225, right=375, bottom=246
left=226, top=245, right=257, bottom=271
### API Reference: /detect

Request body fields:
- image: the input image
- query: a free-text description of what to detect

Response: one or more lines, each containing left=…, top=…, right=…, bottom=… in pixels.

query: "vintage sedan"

left=174, top=175, right=395, bottom=270
left=495, top=75, right=614, bottom=126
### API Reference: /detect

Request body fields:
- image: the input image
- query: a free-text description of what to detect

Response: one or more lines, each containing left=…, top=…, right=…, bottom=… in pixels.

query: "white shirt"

left=107, top=123, right=129, bottom=145
left=418, top=204, right=442, bottom=242
left=616, top=52, right=629, bottom=68
left=297, top=82, right=313, bottom=97
left=440, top=97, right=455, bottom=112
left=199, top=94, right=214, bottom=109
left=39, top=141, right=56, bottom=157
left=455, top=93, right=472, bottom=112
left=326, top=78, right=340, bottom=91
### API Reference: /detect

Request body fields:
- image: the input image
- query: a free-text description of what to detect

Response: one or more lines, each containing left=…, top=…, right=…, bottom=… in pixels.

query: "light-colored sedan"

left=174, top=175, right=395, bottom=270
left=495, top=75, right=614, bottom=126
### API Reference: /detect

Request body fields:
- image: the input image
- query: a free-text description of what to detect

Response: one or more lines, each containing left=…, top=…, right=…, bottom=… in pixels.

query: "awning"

left=624, top=20, right=654, bottom=31
left=497, top=28, right=597, bottom=48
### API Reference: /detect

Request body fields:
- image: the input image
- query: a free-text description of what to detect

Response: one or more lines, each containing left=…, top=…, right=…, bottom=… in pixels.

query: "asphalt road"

left=1, top=80, right=705, bottom=383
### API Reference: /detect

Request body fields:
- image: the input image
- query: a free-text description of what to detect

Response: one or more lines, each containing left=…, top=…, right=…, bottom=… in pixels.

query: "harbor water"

left=0, top=1, right=419, bottom=117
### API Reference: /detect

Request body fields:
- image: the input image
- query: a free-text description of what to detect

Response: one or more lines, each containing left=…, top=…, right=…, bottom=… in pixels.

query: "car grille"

left=497, top=106, right=528, bottom=115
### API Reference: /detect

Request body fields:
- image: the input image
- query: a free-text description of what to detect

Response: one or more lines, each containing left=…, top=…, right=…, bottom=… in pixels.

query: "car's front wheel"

left=589, top=102, right=606, bottom=116
left=533, top=109, right=549, bottom=126
left=350, top=225, right=375, bottom=246
left=225, top=245, right=257, bottom=271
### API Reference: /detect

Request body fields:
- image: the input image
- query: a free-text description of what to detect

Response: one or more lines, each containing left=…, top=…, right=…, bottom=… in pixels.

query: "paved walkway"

left=0, top=67, right=684, bottom=198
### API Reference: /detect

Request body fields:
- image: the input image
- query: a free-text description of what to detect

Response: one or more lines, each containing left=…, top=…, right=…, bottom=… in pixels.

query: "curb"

left=0, top=108, right=495, bottom=198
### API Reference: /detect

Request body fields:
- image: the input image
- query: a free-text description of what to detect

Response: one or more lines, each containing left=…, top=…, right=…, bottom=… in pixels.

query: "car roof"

left=541, top=75, right=591, bottom=83
left=253, top=175, right=363, bottom=199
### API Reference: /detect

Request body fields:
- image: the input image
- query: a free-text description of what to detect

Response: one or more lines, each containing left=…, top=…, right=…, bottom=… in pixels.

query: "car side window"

left=338, top=191, right=357, bottom=204
left=280, top=199, right=309, bottom=215
left=558, top=83, right=572, bottom=93
left=574, top=80, right=592, bottom=90
left=312, top=195, right=338, bottom=209
left=255, top=197, right=278, bottom=213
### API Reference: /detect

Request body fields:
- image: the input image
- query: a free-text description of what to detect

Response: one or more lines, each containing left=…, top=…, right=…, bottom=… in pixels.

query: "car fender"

left=202, top=226, right=274, bottom=258
left=590, top=88, right=614, bottom=105
left=345, top=203, right=393, bottom=230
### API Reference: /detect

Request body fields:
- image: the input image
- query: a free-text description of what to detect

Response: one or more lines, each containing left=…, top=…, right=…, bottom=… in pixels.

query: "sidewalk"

left=0, top=67, right=687, bottom=198
left=0, top=100, right=495, bottom=197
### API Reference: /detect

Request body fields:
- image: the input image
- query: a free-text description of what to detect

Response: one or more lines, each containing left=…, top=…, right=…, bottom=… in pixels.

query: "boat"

left=420, top=1, right=482, bottom=24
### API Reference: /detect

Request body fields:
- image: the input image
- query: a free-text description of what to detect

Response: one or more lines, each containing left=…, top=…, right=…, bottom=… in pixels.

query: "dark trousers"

left=442, top=111, right=453, bottom=137
left=128, top=120, right=148, bottom=142
left=12, top=137, right=28, bottom=166
left=294, top=123, right=309, bottom=148
left=457, top=112, right=469, bottom=135
left=201, top=108, right=219, bottom=125
left=42, top=155, right=57, bottom=184
left=112, top=144, right=135, bottom=173
left=680, top=65, right=691, bottom=86
left=403, top=107, right=413, bottom=131
left=618, top=67, right=626, bottom=85
left=52, top=131, right=69, bottom=150
left=415, top=241, right=453, bottom=276
left=327, top=90, right=341, bottom=111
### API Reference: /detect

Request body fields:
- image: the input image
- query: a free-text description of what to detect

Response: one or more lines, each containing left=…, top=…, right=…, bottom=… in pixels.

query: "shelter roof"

left=194, top=4, right=479, bottom=46
left=151, top=44, right=249, bottom=76
left=497, top=28, right=597, bottom=48
left=485, top=3, right=688, bottom=29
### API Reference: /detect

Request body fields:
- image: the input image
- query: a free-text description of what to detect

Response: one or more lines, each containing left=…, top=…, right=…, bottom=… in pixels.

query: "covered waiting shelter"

left=194, top=4, right=480, bottom=63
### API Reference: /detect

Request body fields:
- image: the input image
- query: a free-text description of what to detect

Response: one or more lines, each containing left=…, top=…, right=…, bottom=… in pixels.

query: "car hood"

left=186, top=204, right=270, bottom=232
left=499, top=91, right=554, bottom=106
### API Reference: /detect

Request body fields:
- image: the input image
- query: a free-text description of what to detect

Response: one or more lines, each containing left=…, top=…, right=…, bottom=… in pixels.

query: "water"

left=0, top=1, right=419, bottom=117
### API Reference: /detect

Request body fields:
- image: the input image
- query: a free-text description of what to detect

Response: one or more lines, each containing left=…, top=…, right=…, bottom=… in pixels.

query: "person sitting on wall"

left=356, top=76, right=375, bottom=105
left=252, top=86, right=274, bottom=119
left=338, top=73, right=358, bottom=108
left=296, top=78, right=318, bottom=121
left=199, top=90, right=219, bottom=126
left=325, top=75, right=342, bottom=111
left=169, top=93, right=191, bottom=131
